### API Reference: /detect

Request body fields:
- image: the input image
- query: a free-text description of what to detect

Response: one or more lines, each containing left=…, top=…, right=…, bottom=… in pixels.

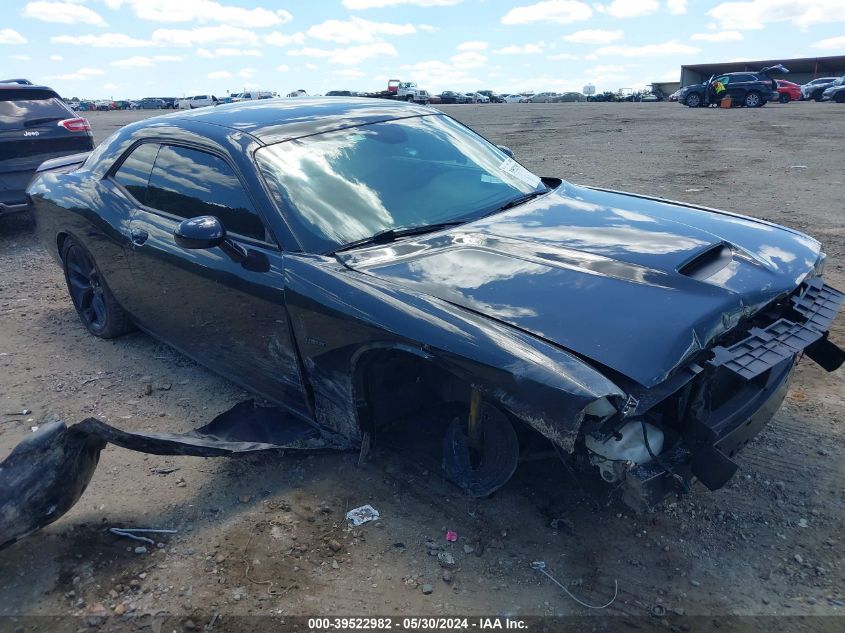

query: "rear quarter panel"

left=27, top=168, right=136, bottom=304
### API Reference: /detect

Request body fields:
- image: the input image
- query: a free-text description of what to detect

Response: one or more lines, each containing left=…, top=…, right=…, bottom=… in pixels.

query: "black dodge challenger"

left=26, top=98, right=844, bottom=509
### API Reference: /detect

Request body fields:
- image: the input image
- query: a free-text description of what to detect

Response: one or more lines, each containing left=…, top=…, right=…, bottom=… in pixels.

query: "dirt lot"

left=1, top=102, right=843, bottom=627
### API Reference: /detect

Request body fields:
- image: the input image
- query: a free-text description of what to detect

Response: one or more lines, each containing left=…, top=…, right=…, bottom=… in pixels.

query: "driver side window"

left=146, top=144, right=268, bottom=242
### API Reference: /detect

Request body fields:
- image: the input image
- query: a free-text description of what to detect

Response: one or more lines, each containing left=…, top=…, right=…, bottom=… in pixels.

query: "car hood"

left=338, top=183, right=823, bottom=387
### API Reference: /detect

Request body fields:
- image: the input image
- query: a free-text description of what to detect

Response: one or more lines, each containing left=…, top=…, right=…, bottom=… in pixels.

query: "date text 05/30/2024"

left=308, top=617, right=528, bottom=630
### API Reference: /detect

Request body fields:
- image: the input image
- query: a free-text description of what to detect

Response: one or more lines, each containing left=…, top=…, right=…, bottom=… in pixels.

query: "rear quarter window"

left=112, top=143, right=160, bottom=204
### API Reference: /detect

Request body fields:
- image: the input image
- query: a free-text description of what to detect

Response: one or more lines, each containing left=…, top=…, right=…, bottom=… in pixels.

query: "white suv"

left=178, top=95, right=219, bottom=109
left=231, top=90, right=275, bottom=102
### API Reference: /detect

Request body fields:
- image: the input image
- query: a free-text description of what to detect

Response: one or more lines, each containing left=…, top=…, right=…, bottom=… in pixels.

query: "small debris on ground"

left=346, top=504, right=379, bottom=526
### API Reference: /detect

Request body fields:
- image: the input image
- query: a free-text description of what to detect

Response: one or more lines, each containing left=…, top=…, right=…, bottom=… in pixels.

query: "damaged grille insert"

left=709, top=279, right=844, bottom=381
left=791, top=278, right=845, bottom=332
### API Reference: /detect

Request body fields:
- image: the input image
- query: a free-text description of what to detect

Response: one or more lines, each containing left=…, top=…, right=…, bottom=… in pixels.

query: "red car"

left=776, top=80, right=801, bottom=103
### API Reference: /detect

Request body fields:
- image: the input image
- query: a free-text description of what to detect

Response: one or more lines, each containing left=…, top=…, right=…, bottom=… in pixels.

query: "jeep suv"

left=676, top=65, right=786, bottom=108
left=0, top=80, right=93, bottom=217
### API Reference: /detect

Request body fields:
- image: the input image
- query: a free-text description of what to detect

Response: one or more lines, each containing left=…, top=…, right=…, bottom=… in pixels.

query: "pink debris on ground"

left=445, top=530, right=458, bottom=542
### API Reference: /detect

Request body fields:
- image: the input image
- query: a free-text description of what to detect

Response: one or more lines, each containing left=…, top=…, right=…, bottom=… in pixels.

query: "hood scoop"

left=678, top=243, right=733, bottom=281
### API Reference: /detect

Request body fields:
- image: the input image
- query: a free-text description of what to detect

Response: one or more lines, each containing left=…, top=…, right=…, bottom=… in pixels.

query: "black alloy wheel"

left=62, top=238, right=133, bottom=339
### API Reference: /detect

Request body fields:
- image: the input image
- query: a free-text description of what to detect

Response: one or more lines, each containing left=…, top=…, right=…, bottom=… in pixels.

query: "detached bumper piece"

left=0, top=401, right=344, bottom=551
left=709, top=279, right=845, bottom=381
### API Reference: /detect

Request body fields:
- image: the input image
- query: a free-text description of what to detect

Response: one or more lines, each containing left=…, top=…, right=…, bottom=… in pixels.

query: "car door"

left=124, top=142, right=310, bottom=416
left=731, top=74, right=753, bottom=102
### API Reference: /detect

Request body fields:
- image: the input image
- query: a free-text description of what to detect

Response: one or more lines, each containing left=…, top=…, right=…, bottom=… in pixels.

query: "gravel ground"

left=0, top=102, right=843, bottom=628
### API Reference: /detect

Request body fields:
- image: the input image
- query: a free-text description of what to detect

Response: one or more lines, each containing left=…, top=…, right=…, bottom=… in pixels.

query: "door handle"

left=130, top=229, right=148, bottom=245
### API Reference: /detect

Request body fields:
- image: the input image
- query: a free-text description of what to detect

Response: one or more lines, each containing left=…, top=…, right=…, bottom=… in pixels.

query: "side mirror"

left=174, top=216, right=225, bottom=250
left=497, top=145, right=514, bottom=159
left=174, top=215, right=260, bottom=269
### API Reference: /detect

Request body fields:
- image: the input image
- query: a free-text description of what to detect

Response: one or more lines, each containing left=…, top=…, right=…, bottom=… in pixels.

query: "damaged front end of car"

left=578, top=277, right=844, bottom=511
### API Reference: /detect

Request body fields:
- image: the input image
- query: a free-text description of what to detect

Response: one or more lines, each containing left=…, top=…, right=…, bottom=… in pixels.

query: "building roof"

left=681, top=55, right=845, bottom=76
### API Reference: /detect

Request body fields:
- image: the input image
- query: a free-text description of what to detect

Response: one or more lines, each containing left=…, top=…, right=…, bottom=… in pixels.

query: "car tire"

left=835, top=92, right=845, bottom=104
left=813, top=90, right=824, bottom=102
left=779, top=93, right=790, bottom=103
left=744, top=91, right=762, bottom=107
left=685, top=92, right=701, bottom=108
left=442, top=401, right=519, bottom=498
left=61, top=238, right=134, bottom=339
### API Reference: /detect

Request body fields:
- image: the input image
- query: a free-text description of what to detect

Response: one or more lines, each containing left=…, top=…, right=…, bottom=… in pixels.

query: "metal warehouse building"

left=678, top=55, right=845, bottom=87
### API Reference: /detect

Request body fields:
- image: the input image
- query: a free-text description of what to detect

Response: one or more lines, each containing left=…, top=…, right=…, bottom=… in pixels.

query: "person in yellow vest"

left=710, top=79, right=726, bottom=106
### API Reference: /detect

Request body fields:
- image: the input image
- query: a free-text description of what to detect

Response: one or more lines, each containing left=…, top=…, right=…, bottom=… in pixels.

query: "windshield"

left=256, top=114, right=546, bottom=252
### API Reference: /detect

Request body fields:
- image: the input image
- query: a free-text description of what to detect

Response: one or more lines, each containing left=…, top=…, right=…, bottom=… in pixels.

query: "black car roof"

left=159, top=97, right=436, bottom=145
left=0, top=82, right=59, bottom=95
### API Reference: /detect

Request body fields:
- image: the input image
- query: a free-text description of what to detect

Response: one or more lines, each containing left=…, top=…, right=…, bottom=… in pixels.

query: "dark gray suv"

left=677, top=65, right=786, bottom=108
left=0, top=80, right=94, bottom=217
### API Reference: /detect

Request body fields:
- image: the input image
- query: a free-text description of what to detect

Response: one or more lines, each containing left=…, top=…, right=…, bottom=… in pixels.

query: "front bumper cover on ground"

left=0, top=401, right=342, bottom=550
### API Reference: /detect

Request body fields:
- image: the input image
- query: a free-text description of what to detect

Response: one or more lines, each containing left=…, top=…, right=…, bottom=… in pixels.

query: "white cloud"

left=457, top=40, right=488, bottom=51
left=104, top=0, right=291, bottom=29
left=152, top=25, right=258, bottom=47
left=547, top=52, right=579, bottom=60
left=595, top=39, right=699, bottom=57
left=51, top=32, right=150, bottom=47
left=238, top=67, right=257, bottom=78
left=666, top=0, right=687, bottom=14
left=419, top=24, right=439, bottom=32
left=502, top=1, right=592, bottom=25
left=23, top=1, right=106, bottom=26
left=288, top=42, right=398, bottom=65
left=12, top=54, right=32, bottom=61
left=400, top=59, right=479, bottom=92
left=691, top=31, right=743, bottom=42
left=277, top=64, right=290, bottom=72
left=264, top=31, right=307, bottom=47
left=110, top=55, right=183, bottom=68
left=46, top=66, right=104, bottom=80
left=49, top=54, right=63, bottom=61
left=586, top=64, right=625, bottom=74
left=813, top=34, right=845, bottom=49
left=305, top=63, right=318, bottom=70
left=598, top=0, right=659, bottom=18
left=563, top=29, right=623, bottom=44
left=343, top=0, right=462, bottom=8
left=207, top=70, right=232, bottom=80
left=450, top=51, right=487, bottom=69
left=494, top=42, right=545, bottom=54
left=197, top=47, right=262, bottom=58
left=708, top=1, right=845, bottom=30
left=0, top=29, right=28, bottom=45
left=334, top=68, right=366, bottom=77
left=307, top=17, right=416, bottom=44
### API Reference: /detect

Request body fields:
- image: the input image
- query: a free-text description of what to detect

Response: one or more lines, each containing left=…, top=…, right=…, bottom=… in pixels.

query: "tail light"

left=57, top=117, right=91, bottom=133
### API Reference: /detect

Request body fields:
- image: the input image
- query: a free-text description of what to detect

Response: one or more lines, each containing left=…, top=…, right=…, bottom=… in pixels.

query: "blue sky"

left=2, top=0, right=844, bottom=99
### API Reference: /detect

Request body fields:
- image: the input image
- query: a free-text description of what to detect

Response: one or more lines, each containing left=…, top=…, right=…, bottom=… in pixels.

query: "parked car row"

left=801, top=76, right=845, bottom=101
left=68, top=97, right=178, bottom=111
